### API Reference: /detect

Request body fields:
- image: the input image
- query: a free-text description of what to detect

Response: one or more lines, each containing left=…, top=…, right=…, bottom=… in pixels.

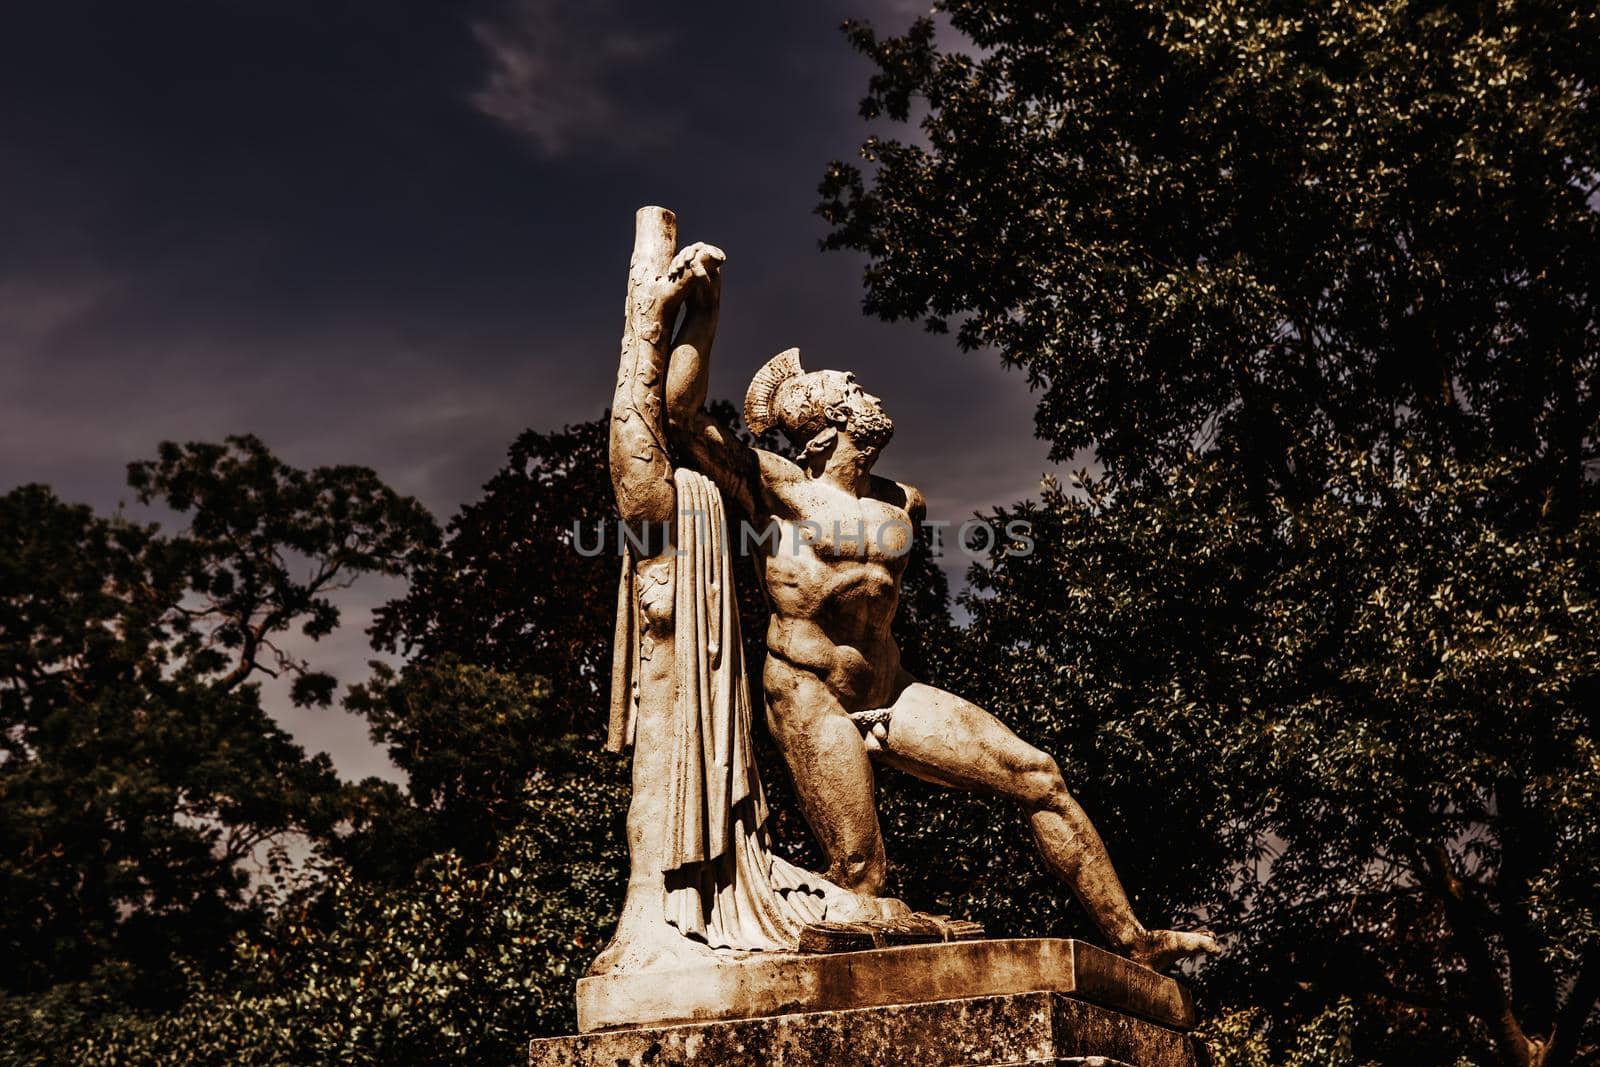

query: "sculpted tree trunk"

left=590, top=207, right=703, bottom=975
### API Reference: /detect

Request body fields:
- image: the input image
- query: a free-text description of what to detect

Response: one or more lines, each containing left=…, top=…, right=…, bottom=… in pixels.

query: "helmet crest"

left=743, top=348, right=805, bottom=436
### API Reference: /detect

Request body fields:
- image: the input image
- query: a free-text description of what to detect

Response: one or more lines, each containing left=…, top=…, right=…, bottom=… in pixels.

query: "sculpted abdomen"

left=824, top=564, right=899, bottom=619
left=762, top=538, right=902, bottom=710
left=763, top=543, right=900, bottom=640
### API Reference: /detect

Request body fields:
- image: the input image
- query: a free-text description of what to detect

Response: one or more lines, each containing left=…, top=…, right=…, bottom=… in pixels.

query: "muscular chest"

left=768, top=491, right=915, bottom=563
left=758, top=489, right=911, bottom=617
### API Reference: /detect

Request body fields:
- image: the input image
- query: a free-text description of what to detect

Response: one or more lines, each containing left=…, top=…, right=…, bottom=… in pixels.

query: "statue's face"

left=823, top=370, right=894, bottom=453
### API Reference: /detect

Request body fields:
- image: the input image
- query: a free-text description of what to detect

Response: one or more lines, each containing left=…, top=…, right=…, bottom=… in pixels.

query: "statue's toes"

left=1131, top=928, right=1222, bottom=971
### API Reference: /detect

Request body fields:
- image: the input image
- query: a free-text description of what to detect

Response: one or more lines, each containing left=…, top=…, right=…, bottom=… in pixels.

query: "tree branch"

left=1415, top=839, right=1536, bottom=1067
left=1496, top=781, right=1558, bottom=1037
left=1546, top=946, right=1600, bottom=1067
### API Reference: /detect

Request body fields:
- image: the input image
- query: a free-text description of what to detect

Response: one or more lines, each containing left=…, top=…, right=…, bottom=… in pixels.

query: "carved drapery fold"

left=609, top=467, right=840, bottom=951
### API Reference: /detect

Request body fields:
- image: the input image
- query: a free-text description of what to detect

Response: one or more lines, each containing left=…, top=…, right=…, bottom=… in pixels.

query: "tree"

left=820, top=0, right=1597, bottom=511
left=370, top=419, right=616, bottom=739
left=342, top=656, right=559, bottom=870
left=931, top=444, right=1599, bottom=1065
left=821, top=3, right=1600, bottom=1064
left=0, top=436, right=437, bottom=1009
left=2, top=727, right=628, bottom=1067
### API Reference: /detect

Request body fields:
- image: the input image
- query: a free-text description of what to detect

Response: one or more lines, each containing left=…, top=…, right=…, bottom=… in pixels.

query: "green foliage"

left=2, top=733, right=627, bottom=1065
left=343, top=656, right=556, bottom=871
left=921, top=441, right=1598, bottom=1062
left=0, top=437, right=437, bottom=1010
left=371, top=420, right=615, bottom=738
left=821, top=0, right=1597, bottom=513
left=127, top=435, right=440, bottom=691
left=1204, top=999, right=1389, bottom=1067
left=823, top=3, right=1599, bottom=1063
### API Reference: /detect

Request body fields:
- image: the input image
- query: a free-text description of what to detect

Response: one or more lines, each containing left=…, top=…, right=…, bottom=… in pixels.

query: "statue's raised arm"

left=658, top=240, right=799, bottom=518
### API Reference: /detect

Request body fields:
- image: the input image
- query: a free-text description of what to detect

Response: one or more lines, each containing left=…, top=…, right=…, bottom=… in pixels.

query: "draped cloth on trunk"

left=607, top=468, right=843, bottom=951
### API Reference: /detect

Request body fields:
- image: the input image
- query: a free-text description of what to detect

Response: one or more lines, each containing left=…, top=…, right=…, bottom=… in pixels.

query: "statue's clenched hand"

left=654, top=241, right=725, bottom=309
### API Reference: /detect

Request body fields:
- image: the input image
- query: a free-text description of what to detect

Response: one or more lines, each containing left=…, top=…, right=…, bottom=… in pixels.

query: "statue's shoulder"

left=754, top=448, right=804, bottom=484
left=751, top=449, right=805, bottom=513
left=869, top=475, right=926, bottom=522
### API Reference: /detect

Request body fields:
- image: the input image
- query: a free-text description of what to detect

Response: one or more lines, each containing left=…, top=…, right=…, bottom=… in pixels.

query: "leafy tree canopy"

left=821, top=3, right=1600, bottom=1064
left=0, top=436, right=437, bottom=1007
left=821, top=0, right=1597, bottom=515
left=2, top=724, right=627, bottom=1067
left=370, top=419, right=615, bottom=738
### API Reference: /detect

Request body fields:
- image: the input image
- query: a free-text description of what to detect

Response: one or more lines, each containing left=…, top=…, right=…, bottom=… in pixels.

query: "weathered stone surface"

left=576, top=938, right=1195, bottom=1034
left=594, top=207, right=1219, bottom=980
left=529, top=991, right=1201, bottom=1066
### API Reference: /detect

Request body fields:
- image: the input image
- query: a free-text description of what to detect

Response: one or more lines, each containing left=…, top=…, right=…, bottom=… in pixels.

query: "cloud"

left=0, top=273, right=121, bottom=350
left=467, top=0, right=673, bottom=157
left=868, top=0, right=941, bottom=16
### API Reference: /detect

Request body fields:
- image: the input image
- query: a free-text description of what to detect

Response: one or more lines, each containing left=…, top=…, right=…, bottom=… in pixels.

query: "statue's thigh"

left=771, top=700, right=884, bottom=859
left=878, top=683, right=1053, bottom=796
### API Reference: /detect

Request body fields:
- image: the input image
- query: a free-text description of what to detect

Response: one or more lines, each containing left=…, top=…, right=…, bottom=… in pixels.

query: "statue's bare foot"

left=1128, top=928, right=1221, bottom=971
left=872, top=895, right=913, bottom=920
left=823, top=892, right=912, bottom=923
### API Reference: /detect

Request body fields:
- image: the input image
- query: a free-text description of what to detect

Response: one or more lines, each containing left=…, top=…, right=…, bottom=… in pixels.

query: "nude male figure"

left=658, top=239, right=1218, bottom=970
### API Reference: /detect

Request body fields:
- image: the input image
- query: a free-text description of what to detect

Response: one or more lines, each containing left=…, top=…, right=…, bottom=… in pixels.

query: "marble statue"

left=591, top=207, right=1218, bottom=979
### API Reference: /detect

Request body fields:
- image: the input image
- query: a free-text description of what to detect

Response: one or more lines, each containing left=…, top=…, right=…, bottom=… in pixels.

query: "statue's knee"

left=1020, top=752, right=1069, bottom=809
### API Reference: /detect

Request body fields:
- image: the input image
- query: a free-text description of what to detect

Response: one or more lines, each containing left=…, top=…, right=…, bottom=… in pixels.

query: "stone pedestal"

left=530, top=939, right=1203, bottom=1066
left=530, top=991, right=1198, bottom=1066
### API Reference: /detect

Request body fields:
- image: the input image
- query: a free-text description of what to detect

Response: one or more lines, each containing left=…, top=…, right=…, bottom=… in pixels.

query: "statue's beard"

left=847, top=405, right=895, bottom=452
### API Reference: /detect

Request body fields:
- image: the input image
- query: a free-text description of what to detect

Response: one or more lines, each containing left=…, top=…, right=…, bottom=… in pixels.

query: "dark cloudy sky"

left=1, top=1, right=1060, bottom=780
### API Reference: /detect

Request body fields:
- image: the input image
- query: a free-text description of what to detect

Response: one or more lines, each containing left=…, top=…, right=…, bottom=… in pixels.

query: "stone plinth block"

left=529, top=991, right=1201, bottom=1066
left=575, top=938, right=1195, bottom=1034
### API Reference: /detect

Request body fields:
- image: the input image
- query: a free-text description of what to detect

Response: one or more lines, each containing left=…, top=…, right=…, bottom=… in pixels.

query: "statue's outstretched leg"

left=867, top=679, right=1220, bottom=970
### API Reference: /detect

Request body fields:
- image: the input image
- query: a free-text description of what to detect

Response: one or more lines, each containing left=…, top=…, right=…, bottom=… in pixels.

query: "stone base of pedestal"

left=532, top=939, right=1204, bottom=1066
left=575, top=938, right=1194, bottom=1033
left=528, top=991, right=1201, bottom=1066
